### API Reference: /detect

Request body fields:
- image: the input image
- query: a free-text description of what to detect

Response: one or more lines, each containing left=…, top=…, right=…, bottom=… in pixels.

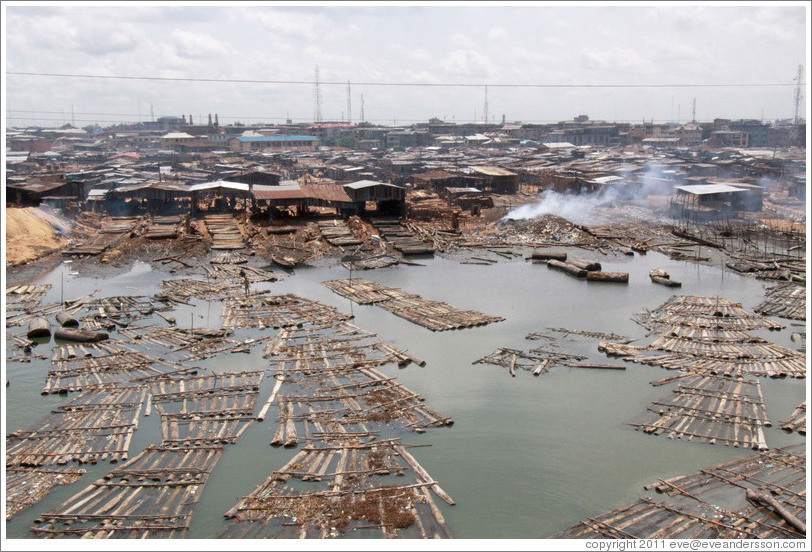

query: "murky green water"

left=4, top=250, right=807, bottom=540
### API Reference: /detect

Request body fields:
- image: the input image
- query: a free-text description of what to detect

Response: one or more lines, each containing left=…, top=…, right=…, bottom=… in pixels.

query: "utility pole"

left=360, top=94, right=365, bottom=123
left=692, top=98, right=696, bottom=123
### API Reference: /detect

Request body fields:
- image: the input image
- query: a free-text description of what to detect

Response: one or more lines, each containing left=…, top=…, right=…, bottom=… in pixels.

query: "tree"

left=82, top=124, right=100, bottom=133
left=338, top=135, right=357, bottom=149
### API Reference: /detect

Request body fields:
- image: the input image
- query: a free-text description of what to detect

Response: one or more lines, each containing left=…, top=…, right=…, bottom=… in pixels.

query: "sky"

left=2, top=1, right=810, bottom=129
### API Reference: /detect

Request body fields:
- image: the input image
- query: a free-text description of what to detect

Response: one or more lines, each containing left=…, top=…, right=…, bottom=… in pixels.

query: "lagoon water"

left=4, top=250, right=807, bottom=539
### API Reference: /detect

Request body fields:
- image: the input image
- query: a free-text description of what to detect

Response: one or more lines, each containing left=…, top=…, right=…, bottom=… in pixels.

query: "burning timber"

left=323, top=278, right=504, bottom=331
left=553, top=444, right=806, bottom=539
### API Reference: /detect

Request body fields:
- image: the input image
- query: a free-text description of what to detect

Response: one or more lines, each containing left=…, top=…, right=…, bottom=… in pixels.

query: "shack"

left=342, top=180, right=406, bottom=216
left=189, top=181, right=251, bottom=215
left=468, top=166, right=519, bottom=194
left=670, top=184, right=749, bottom=221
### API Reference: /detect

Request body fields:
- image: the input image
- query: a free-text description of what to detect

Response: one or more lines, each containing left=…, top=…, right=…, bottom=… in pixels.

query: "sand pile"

left=5, top=207, right=70, bottom=265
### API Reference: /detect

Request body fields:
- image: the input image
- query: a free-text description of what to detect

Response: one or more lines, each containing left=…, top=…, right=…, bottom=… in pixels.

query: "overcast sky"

left=3, top=2, right=809, bottom=129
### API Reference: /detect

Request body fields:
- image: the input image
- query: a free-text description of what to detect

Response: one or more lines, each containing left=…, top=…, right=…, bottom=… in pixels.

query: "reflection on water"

left=4, top=252, right=806, bottom=539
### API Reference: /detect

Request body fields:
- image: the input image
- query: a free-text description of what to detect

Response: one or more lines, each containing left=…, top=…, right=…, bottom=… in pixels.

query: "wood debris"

left=474, top=346, right=585, bottom=377
left=145, top=215, right=182, bottom=239
left=323, top=278, right=504, bottom=331
left=158, top=277, right=242, bottom=303
left=6, top=467, right=85, bottom=521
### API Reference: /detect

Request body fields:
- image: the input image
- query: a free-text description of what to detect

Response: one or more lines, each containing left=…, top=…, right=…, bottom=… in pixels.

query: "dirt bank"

left=5, top=207, right=69, bottom=266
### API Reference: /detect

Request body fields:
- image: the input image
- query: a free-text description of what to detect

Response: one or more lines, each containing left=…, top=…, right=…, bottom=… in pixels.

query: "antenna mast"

left=484, top=86, right=489, bottom=124
left=346, top=80, right=352, bottom=124
left=313, top=65, right=323, bottom=124
left=793, top=64, right=804, bottom=125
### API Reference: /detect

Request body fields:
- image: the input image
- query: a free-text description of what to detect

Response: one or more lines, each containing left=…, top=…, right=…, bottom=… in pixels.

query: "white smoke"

left=502, top=189, right=618, bottom=225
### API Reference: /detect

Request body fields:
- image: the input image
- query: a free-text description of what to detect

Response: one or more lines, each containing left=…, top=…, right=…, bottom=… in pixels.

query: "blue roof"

left=235, top=135, right=319, bottom=142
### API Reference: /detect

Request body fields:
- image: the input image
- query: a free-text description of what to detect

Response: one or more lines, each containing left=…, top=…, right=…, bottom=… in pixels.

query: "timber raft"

left=554, top=444, right=806, bottom=539
left=323, top=278, right=504, bottom=331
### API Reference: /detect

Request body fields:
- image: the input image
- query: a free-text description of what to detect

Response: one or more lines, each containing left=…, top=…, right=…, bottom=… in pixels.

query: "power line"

left=6, top=71, right=796, bottom=88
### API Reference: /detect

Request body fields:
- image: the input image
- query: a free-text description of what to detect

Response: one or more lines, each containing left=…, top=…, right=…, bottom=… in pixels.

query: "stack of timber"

left=219, top=296, right=453, bottom=539
left=210, top=250, right=248, bottom=264
left=158, top=277, right=242, bottom=303
left=474, top=347, right=586, bottom=377
left=323, top=278, right=504, bottom=331
left=31, top=444, right=223, bottom=539
left=6, top=466, right=85, bottom=521
left=754, top=282, right=806, bottom=321
left=599, top=295, right=804, bottom=379
left=63, top=218, right=138, bottom=256
left=632, top=295, right=785, bottom=332
left=219, top=440, right=453, bottom=539
left=553, top=444, right=806, bottom=539
left=221, top=293, right=351, bottom=331
left=149, top=371, right=263, bottom=446
left=202, top=214, right=245, bottom=250
left=145, top=215, right=182, bottom=239
left=262, top=321, right=425, bottom=369
left=628, top=374, right=770, bottom=450
left=6, top=284, right=52, bottom=312
left=780, top=402, right=805, bottom=435
left=371, top=219, right=435, bottom=255
left=316, top=219, right=363, bottom=247
left=42, top=341, right=193, bottom=394
left=650, top=268, right=682, bottom=287
left=118, top=325, right=254, bottom=362
left=7, top=384, right=146, bottom=467
left=204, top=263, right=283, bottom=284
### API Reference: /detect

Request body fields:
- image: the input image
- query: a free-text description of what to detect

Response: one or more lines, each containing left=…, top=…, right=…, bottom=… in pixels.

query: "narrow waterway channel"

left=4, top=250, right=806, bottom=539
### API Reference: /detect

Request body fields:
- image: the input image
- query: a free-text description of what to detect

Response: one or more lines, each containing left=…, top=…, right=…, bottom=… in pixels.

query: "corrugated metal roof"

left=234, top=136, right=319, bottom=143
left=189, top=180, right=250, bottom=192
left=343, top=180, right=404, bottom=190
left=675, top=184, right=748, bottom=195
left=469, top=166, right=517, bottom=177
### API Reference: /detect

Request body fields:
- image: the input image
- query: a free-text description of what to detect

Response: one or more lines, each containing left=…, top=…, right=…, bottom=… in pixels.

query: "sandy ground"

left=5, top=207, right=70, bottom=267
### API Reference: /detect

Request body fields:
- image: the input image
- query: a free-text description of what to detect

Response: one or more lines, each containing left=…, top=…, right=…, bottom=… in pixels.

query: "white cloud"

left=171, top=30, right=231, bottom=60
left=440, top=50, right=495, bottom=79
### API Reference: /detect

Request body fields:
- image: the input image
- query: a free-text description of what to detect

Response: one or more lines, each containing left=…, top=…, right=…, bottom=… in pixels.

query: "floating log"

left=746, top=489, right=806, bottom=535
left=271, top=254, right=297, bottom=269
left=651, top=275, right=682, bottom=287
left=586, top=271, right=628, bottom=283
left=27, top=317, right=52, bottom=338
left=54, top=328, right=109, bottom=343
left=547, top=259, right=587, bottom=277
left=56, top=311, right=80, bottom=328
left=528, top=250, right=567, bottom=261
left=568, top=259, right=602, bottom=271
